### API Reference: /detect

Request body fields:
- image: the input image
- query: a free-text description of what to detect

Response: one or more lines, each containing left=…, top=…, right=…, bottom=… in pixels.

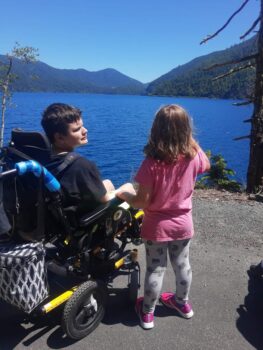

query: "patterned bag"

left=0, top=242, right=48, bottom=313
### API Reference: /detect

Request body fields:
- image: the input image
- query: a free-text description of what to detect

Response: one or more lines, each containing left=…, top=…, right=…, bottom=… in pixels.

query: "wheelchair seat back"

left=1, top=129, right=140, bottom=256
left=1, top=129, right=59, bottom=241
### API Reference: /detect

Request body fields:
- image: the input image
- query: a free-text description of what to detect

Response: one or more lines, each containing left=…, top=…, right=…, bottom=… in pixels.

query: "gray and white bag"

left=0, top=242, right=48, bottom=313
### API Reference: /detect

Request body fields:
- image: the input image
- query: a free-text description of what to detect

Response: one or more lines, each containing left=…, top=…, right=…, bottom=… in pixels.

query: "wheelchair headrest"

left=11, top=128, right=51, bottom=150
left=9, top=128, right=52, bottom=164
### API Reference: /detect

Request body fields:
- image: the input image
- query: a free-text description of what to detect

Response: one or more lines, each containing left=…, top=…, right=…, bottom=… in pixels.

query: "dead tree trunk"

left=247, top=0, right=263, bottom=193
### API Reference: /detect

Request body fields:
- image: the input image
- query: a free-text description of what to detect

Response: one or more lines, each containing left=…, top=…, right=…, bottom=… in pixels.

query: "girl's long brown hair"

left=144, top=104, right=198, bottom=163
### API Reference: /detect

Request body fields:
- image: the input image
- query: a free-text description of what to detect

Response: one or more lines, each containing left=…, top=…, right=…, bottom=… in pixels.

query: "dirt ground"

left=0, top=190, right=262, bottom=350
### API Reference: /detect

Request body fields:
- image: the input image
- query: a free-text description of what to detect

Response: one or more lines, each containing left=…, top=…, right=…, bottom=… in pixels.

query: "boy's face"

left=54, top=118, right=88, bottom=152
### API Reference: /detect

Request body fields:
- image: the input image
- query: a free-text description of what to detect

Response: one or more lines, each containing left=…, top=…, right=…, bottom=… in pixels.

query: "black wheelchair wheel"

left=128, top=267, right=140, bottom=304
left=62, top=280, right=108, bottom=340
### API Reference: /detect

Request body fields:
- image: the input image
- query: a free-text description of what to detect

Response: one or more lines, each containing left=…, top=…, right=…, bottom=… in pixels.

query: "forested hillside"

left=146, top=36, right=257, bottom=99
left=0, top=57, right=145, bottom=95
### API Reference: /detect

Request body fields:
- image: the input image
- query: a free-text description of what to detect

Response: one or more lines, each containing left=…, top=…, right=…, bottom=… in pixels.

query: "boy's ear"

left=53, top=132, right=65, bottom=144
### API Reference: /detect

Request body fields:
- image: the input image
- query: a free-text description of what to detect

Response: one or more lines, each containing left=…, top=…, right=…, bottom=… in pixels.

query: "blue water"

left=4, top=93, right=252, bottom=187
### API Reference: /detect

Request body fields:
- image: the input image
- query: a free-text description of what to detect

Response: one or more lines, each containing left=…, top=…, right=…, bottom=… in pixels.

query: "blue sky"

left=0, top=0, right=260, bottom=83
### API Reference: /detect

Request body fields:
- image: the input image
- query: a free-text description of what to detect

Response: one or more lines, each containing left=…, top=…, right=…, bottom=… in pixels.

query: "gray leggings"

left=143, top=239, right=192, bottom=313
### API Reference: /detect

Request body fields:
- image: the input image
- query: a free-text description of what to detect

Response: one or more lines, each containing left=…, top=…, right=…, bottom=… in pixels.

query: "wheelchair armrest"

left=79, top=197, right=124, bottom=227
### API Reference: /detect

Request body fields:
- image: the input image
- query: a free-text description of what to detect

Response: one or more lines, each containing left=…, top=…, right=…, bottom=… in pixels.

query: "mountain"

left=0, top=36, right=257, bottom=98
left=146, top=36, right=257, bottom=99
left=0, top=57, right=145, bottom=95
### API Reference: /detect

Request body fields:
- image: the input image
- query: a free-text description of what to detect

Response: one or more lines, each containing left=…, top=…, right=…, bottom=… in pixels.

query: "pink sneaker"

left=160, top=292, right=194, bottom=319
left=135, top=297, right=154, bottom=329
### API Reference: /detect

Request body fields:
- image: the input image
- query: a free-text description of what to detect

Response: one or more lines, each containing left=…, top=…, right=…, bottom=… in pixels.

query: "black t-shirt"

left=51, top=154, right=107, bottom=214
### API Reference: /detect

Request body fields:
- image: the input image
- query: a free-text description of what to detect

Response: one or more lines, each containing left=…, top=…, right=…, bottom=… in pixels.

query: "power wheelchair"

left=0, top=128, right=143, bottom=340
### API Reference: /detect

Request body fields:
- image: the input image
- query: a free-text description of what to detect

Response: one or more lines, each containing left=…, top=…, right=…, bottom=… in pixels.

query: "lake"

left=4, top=92, right=252, bottom=187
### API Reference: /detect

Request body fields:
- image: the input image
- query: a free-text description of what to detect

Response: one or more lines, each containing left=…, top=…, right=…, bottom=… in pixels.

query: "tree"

left=0, top=43, right=38, bottom=147
left=247, top=3, right=263, bottom=193
left=196, top=151, right=242, bottom=192
left=200, top=0, right=263, bottom=194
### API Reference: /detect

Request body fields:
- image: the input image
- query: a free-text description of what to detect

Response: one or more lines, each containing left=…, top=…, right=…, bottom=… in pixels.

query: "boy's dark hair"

left=41, top=103, right=82, bottom=143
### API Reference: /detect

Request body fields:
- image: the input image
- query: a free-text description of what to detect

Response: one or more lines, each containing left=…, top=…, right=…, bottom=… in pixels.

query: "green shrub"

left=195, top=151, right=243, bottom=192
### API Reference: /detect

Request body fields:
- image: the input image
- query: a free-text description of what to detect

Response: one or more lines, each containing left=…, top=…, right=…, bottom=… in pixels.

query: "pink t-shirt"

left=135, top=149, right=208, bottom=241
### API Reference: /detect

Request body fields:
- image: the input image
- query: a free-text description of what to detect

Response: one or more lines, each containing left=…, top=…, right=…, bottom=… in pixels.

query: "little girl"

left=117, top=104, right=210, bottom=329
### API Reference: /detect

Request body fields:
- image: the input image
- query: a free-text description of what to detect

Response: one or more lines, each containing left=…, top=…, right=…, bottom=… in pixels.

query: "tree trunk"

left=0, top=57, right=12, bottom=148
left=0, top=84, right=7, bottom=149
left=246, top=0, right=263, bottom=193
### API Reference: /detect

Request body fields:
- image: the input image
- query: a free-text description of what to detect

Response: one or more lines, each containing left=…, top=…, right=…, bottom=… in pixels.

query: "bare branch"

left=233, top=100, right=254, bottom=106
left=243, top=118, right=253, bottom=123
left=200, top=0, right=250, bottom=45
left=240, top=16, right=261, bottom=40
left=212, top=63, right=254, bottom=81
left=233, top=135, right=251, bottom=141
left=203, top=54, right=258, bottom=71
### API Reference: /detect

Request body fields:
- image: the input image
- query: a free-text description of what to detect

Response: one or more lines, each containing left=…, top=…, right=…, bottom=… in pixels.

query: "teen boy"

left=41, top=103, right=121, bottom=214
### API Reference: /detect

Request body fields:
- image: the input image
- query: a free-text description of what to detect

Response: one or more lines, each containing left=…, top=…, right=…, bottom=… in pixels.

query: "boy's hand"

left=116, top=182, right=136, bottom=200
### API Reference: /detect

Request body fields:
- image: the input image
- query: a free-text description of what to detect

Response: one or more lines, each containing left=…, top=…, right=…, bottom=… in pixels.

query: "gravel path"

left=193, top=191, right=263, bottom=249
left=0, top=192, right=262, bottom=350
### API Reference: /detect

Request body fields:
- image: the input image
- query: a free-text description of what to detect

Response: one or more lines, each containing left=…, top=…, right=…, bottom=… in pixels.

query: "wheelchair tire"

left=62, top=280, right=108, bottom=340
left=128, top=268, right=140, bottom=304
